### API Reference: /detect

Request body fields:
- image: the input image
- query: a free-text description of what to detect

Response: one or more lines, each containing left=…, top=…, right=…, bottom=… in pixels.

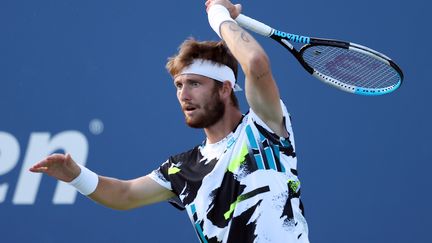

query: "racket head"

left=299, top=39, right=404, bottom=96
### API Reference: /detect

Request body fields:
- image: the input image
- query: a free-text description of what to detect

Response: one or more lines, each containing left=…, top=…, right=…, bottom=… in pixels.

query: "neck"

left=204, top=106, right=242, bottom=144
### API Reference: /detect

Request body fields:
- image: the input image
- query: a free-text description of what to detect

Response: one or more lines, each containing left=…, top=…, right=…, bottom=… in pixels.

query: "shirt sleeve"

left=148, top=160, right=173, bottom=191
left=148, top=160, right=186, bottom=210
left=248, top=99, right=294, bottom=140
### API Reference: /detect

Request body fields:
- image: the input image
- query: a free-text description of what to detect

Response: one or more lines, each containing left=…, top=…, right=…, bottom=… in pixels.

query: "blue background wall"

left=1, top=0, right=431, bottom=242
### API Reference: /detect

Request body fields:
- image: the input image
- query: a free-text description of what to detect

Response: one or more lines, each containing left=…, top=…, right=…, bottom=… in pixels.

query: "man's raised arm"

left=205, top=0, right=288, bottom=137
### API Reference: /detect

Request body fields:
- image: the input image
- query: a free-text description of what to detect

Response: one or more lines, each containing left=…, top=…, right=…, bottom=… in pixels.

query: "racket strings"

left=302, top=45, right=400, bottom=89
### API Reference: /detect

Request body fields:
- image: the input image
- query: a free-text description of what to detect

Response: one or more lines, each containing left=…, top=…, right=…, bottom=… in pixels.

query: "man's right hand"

left=205, top=0, right=242, bottom=19
left=29, top=153, right=81, bottom=183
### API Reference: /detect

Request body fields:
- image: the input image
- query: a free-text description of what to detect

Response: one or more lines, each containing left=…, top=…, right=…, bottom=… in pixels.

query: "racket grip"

left=235, top=14, right=273, bottom=37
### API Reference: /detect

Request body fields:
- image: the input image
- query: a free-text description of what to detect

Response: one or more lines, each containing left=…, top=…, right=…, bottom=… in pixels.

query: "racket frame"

left=235, top=14, right=404, bottom=96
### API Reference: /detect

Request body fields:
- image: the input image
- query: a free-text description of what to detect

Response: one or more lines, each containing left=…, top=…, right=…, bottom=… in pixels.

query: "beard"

left=184, top=92, right=225, bottom=129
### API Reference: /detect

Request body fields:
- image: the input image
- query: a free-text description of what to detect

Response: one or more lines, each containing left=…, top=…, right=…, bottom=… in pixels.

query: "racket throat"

left=273, top=38, right=314, bottom=74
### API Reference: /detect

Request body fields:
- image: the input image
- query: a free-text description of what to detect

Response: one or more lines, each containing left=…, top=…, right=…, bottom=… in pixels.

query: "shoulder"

left=246, top=99, right=291, bottom=129
left=168, top=145, right=201, bottom=163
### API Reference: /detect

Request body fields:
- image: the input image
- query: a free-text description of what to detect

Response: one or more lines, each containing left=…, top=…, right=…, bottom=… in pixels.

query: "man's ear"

left=220, top=81, right=233, bottom=99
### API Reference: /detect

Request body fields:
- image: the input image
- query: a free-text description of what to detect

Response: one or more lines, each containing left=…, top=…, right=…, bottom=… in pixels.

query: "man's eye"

left=175, top=83, right=182, bottom=89
left=191, top=82, right=200, bottom=87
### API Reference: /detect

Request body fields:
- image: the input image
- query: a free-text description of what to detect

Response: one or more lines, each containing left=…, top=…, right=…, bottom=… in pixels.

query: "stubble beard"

left=185, top=93, right=225, bottom=129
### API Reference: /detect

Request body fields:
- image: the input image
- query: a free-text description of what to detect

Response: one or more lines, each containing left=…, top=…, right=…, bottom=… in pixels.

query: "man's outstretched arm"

left=29, top=153, right=174, bottom=210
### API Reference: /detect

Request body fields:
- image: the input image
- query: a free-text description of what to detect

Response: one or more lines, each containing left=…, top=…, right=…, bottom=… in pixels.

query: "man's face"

left=174, top=74, right=225, bottom=128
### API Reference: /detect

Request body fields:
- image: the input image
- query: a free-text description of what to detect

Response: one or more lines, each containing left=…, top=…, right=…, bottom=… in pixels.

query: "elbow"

left=105, top=200, right=137, bottom=211
left=110, top=205, right=134, bottom=211
left=244, top=51, right=271, bottom=78
left=105, top=198, right=133, bottom=211
left=99, top=198, right=135, bottom=211
left=103, top=183, right=137, bottom=211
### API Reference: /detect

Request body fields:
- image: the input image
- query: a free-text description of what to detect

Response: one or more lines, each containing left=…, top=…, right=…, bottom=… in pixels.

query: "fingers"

left=29, top=158, right=49, bottom=172
left=205, top=0, right=212, bottom=12
left=65, top=153, right=73, bottom=162
left=28, top=153, right=66, bottom=172
left=46, top=153, right=66, bottom=161
left=29, top=157, right=49, bottom=171
left=29, top=166, right=48, bottom=173
left=205, top=0, right=231, bottom=10
left=205, top=0, right=240, bottom=18
left=235, top=3, right=242, bottom=14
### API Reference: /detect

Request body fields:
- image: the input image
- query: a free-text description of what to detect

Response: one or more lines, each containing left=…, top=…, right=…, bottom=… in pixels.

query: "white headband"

left=179, top=59, right=242, bottom=91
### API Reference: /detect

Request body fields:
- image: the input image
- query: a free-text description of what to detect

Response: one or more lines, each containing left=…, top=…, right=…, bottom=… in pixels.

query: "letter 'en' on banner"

left=0, top=131, right=89, bottom=205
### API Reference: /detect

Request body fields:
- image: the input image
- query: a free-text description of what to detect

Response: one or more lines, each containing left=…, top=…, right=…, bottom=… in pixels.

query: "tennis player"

left=29, top=0, right=309, bottom=242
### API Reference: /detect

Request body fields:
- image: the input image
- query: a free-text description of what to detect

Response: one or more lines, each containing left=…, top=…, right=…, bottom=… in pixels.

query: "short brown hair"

left=167, top=38, right=239, bottom=108
left=166, top=38, right=238, bottom=78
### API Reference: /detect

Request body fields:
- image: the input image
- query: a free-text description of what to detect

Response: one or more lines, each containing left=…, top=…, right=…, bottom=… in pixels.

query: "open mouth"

left=183, top=105, right=198, bottom=114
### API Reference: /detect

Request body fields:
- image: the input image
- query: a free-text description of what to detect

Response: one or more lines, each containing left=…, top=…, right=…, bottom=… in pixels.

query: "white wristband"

left=207, top=4, right=235, bottom=38
left=69, top=163, right=99, bottom=196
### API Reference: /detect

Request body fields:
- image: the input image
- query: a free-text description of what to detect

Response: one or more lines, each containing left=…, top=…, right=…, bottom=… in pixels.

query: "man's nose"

left=178, top=86, right=191, bottom=101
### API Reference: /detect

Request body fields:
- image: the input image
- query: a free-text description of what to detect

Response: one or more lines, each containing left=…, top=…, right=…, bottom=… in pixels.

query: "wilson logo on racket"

left=273, top=30, right=310, bottom=44
left=325, top=53, right=380, bottom=78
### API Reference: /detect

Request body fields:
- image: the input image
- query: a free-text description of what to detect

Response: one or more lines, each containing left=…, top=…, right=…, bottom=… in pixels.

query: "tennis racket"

left=235, top=14, right=404, bottom=96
